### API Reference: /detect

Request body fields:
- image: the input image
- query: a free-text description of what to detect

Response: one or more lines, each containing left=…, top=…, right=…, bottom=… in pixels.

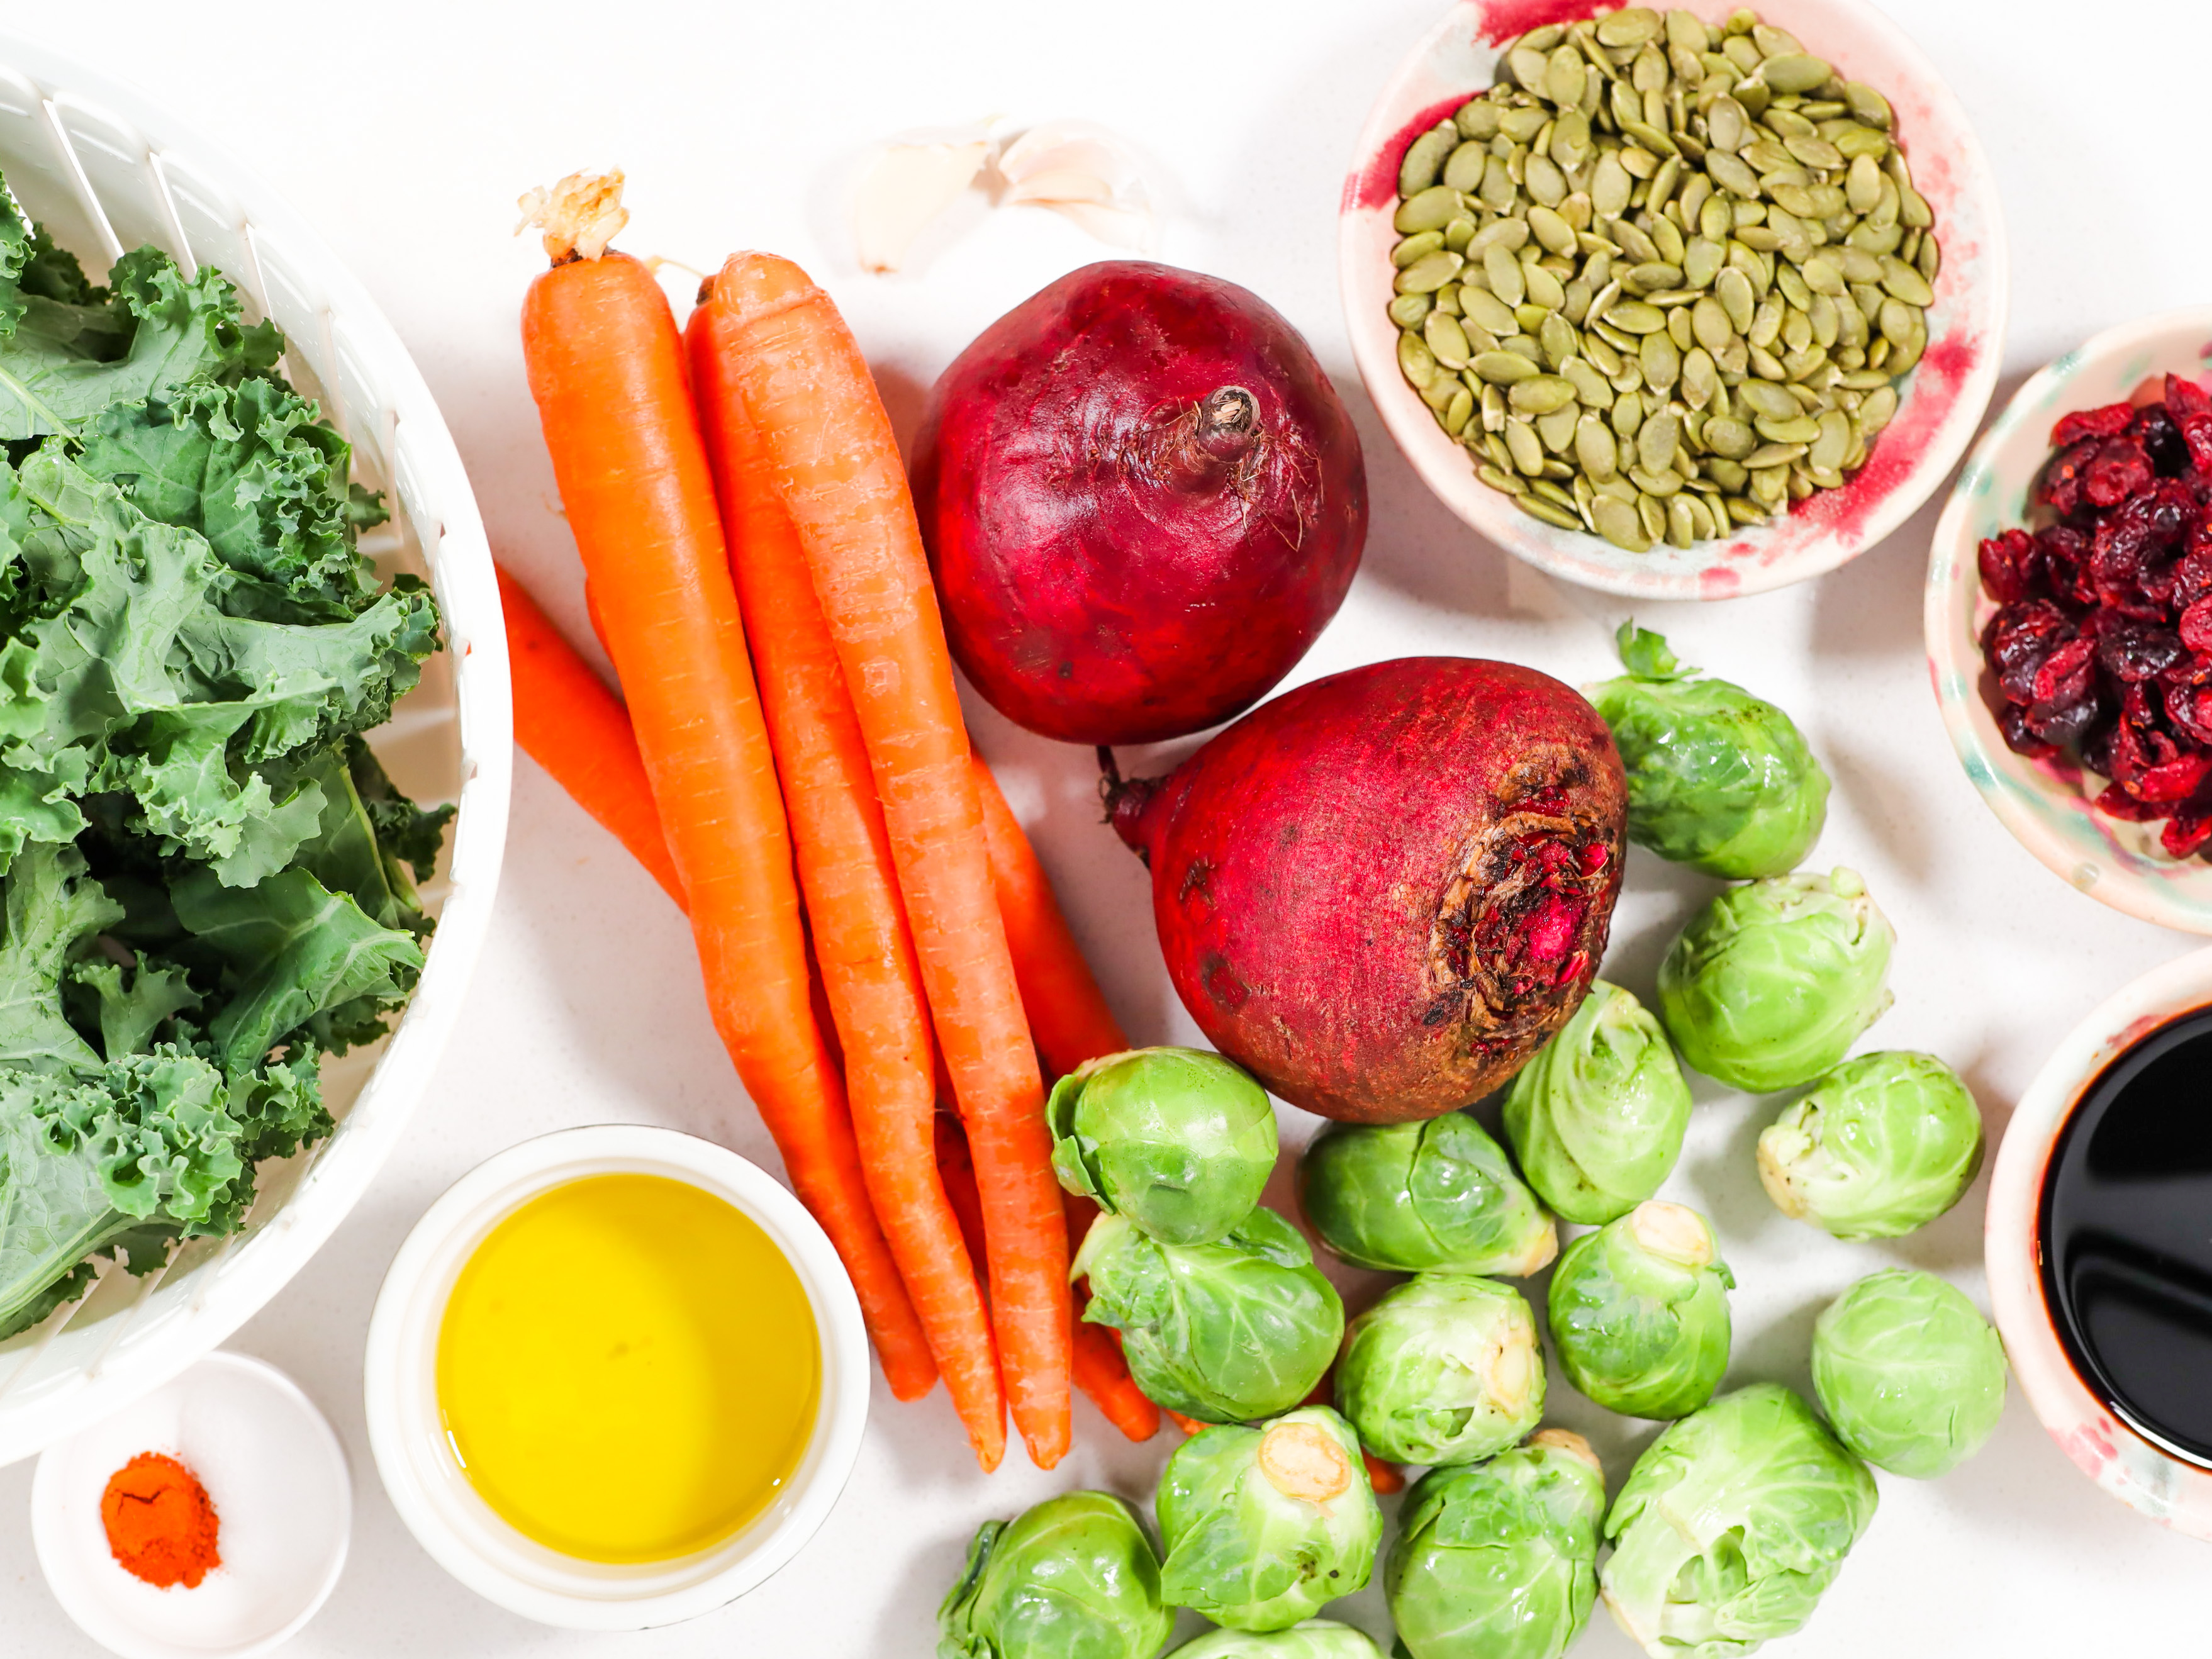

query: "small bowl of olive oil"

left=363, top=1126, right=869, bottom=1629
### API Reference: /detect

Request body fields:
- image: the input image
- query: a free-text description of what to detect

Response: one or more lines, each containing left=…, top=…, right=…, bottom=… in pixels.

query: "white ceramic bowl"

left=1927, top=307, right=2212, bottom=934
left=1341, top=0, right=2007, bottom=600
left=32, top=1352, right=352, bottom=1659
left=0, top=38, right=509, bottom=1463
left=362, top=1126, right=869, bottom=1631
left=1985, top=946, right=2212, bottom=1538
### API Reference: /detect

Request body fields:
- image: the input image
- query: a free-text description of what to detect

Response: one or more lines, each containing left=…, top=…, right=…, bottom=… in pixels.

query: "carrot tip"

left=517, top=168, right=628, bottom=262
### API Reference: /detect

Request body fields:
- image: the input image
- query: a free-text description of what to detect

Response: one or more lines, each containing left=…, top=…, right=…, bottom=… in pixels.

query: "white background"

left=0, top=0, right=2203, bottom=1652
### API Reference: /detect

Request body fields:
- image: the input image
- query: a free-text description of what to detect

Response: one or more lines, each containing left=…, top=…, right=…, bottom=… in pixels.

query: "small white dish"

left=1926, top=306, right=2212, bottom=934
left=1984, top=946, right=2212, bottom=1539
left=31, top=1351, right=352, bottom=1659
left=362, top=1125, right=868, bottom=1631
left=1340, top=0, right=2007, bottom=600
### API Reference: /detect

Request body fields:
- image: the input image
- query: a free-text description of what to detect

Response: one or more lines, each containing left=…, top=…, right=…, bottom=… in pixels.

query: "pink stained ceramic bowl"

left=1985, top=946, right=2212, bottom=1539
left=1339, top=0, right=2008, bottom=601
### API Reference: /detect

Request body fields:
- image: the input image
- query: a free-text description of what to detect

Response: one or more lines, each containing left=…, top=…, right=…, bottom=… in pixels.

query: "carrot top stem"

left=517, top=169, right=630, bottom=264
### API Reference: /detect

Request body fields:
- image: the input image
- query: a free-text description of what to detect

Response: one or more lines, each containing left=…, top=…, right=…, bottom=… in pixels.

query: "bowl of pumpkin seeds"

left=1341, top=0, right=2006, bottom=600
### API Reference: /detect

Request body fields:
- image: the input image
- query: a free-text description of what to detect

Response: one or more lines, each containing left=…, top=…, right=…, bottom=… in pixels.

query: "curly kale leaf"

left=0, top=1047, right=253, bottom=1332
left=0, top=202, right=281, bottom=441
left=79, top=376, right=381, bottom=618
left=0, top=450, right=436, bottom=882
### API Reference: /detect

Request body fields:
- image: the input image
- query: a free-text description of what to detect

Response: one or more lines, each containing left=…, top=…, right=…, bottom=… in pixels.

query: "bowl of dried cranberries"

left=1927, top=306, right=2212, bottom=933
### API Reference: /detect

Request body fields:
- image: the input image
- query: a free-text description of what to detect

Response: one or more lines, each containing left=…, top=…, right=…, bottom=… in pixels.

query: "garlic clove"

left=852, top=128, right=992, bottom=273
left=995, top=120, right=1156, bottom=252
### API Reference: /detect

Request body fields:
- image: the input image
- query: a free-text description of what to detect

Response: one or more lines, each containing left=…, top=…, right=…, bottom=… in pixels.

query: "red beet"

left=1107, top=658, right=1627, bottom=1124
left=910, top=260, right=1366, bottom=746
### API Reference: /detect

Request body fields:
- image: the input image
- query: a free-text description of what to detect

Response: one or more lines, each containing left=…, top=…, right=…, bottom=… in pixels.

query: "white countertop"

left=0, top=0, right=2204, bottom=1651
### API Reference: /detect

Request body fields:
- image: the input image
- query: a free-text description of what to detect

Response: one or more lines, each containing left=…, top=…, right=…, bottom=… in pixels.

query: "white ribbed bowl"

left=0, top=35, right=510, bottom=1465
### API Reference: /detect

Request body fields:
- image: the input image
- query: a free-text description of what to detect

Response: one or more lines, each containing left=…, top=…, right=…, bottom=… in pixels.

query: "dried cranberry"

left=2084, top=439, right=2154, bottom=509
left=2093, top=785, right=2165, bottom=822
left=2026, top=695, right=2102, bottom=749
left=2181, top=411, right=2212, bottom=477
left=2137, top=403, right=2191, bottom=477
left=2164, top=810, right=2212, bottom=857
left=2038, top=440, right=2097, bottom=518
left=2097, top=620, right=2186, bottom=681
left=2030, top=635, right=2097, bottom=708
left=2053, top=401, right=2138, bottom=447
left=1998, top=703, right=2057, bottom=759
left=1978, top=528, right=2039, bottom=603
left=2168, top=680, right=2212, bottom=747
left=2131, top=753, right=2212, bottom=803
left=2170, top=374, right=2212, bottom=420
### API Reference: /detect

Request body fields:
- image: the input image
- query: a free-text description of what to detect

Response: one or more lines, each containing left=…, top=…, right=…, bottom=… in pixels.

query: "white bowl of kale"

left=0, top=36, right=508, bottom=1463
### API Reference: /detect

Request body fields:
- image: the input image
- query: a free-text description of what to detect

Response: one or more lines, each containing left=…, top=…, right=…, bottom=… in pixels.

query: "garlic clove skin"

left=852, top=128, right=992, bottom=272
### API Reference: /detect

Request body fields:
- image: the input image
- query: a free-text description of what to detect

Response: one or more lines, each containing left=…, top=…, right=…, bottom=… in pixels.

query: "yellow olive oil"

left=435, top=1173, right=818, bottom=1563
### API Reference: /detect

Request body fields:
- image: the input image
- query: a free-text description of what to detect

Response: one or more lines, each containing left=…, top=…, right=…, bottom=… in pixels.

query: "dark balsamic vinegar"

left=2042, top=1006, right=2212, bottom=1465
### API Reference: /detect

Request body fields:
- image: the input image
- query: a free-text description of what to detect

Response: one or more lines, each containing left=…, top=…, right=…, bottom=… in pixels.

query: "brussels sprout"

left=1298, top=1112, right=1556, bottom=1276
left=939, top=1490, right=1175, bottom=1659
left=1156, top=1406, right=1383, bottom=1631
left=1758, top=1051, right=1984, bottom=1240
left=1586, top=623, right=1830, bottom=879
left=1550, top=1202, right=1732, bottom=1421
left=1334, top=1274, right=1544, bottom=1466
left=1050, top=1047, right=1279, bottom=1244
left=1074, top=1207, right=1343, bottom=1424
left=1169, top=1623, right=1386, bottom=1659
left=1502, top=981, right=1691, bottom=1225
left=1812, top=1268, right=2008, bottom=1478
left=1386, top=1429, right=1604, bottom=1659
left=1600, top=1384, right=1876, bottom=1659
left=1656, top=868, right=1894, bottom=1092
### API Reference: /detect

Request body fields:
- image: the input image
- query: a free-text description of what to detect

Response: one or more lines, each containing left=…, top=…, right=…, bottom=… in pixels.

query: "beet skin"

left=910, top=260, right=1366, bottom=746
left=1109, top=658, right=1628, bottom=1124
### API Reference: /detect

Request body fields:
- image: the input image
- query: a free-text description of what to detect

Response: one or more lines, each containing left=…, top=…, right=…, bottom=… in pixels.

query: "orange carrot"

left=1164, top=1406, right=1212, bottom=1438
left=971, top=759, right=1131, bottom=1076
left=498, top=564, right=685, bottom=907
left=515, top=177, right=934, bottom=1400
left=692, top=253, right=1068, bottom=1467
left=688, top=319, right=1007, bottom=1470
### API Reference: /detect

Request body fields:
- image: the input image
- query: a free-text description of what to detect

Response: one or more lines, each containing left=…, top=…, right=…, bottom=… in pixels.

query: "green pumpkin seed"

left=1399, top=125, right=1456, bottom=196
left=1504, top=418, right=1546, bottom=475
left=1419, top=372, right=1460, bottom=413
left=1538, top=407, right=1584, bottom=455
left=1606, top=299, right=1668, bottom=334
left=1879, top=255, right=1933, bottom=306
left=1393, top=230, right=1446, bottom=268
left=1690, top=294, right=1733, bottom=353
left=1543, top=44, right=1585, bottom=107
left=1485, top=244, right=1528, bottom=307
left=1425, top=311, right=1474, bottom=369
left=1389, top=292, right=1433, bottom=329
left=1592, top=492, right=1651, bottom=551
left=1843, top=79, right=1892, bottom=129
left=1877, top=296, right=1919, bottom=347
left=1399, top=331, right=1438, bottom=389
left=1481, top=383, right=1509, bottom=431
left=1682, top=237, right=1725, bottom=289
left=1536, top=311, right=1577, bottom=366
left=1561, top=356, right=1614, bottom=407
left=1637, top=410, right=1683, bottom=472
left=1394, top=186, right=1462, bottom=235
left=1575, top=415, right=1621, bottom=479
left=1528, top=204, right=1578, bottom=256
left=1510, top=376, right=1579, bottom=415
left=1478, top=154, right=1517, bottom=212
left=1592, top=152, right=1634, bottom=217
left=1473, top=350, right=1541, bottom=384
left=1397, top=249, right=1465, bottom=293
left=1442, top=141, right=1489, bottom=194
left=1516, top=494, right=1584, bottom=530
left=1858, top=383, right=1900, bottom=433
left=1808, top=408, right=1852, bottom=471
left=1525, top=262, right=1568, bottom=311
left=1760, top=52, right=1832, bottom=93
left=1551, top=109, right=1593, bottom=169
left=1457, top=100, right=1503, bottom=140
left=1917, top=234, right=1940, bottom=283
left=1612, top=390, right=1645, bottom=437
left=1509, top=45, right=1551, bottom=92
left=1477, top=462, right=1527, bottom=496
left=1743, top=441, right=1807, bottom=468
left=1460, top=286, right=1519, bottom=335
left=1775, top=263, right=1813, bottom=312
left=1501, top=105, right=1550, bottom=142
left=1625, top=261, right=1686, bottom=294
left=1705, top=148, right=1762, bottom=198
left=1641, top=330, right=1682, bottom=394
left=1754, top=412, right=1820, bottom=444
left=1713, top=267, right=1755, bottom=333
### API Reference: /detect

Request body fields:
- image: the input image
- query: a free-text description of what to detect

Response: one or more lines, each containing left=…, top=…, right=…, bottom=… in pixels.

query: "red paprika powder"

left=99, top=1451, right=221, bottom=1589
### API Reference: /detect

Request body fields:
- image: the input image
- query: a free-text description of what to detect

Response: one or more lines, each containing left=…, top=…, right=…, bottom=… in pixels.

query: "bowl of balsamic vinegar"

left=1987, top=946, right=2212, bottom=1538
